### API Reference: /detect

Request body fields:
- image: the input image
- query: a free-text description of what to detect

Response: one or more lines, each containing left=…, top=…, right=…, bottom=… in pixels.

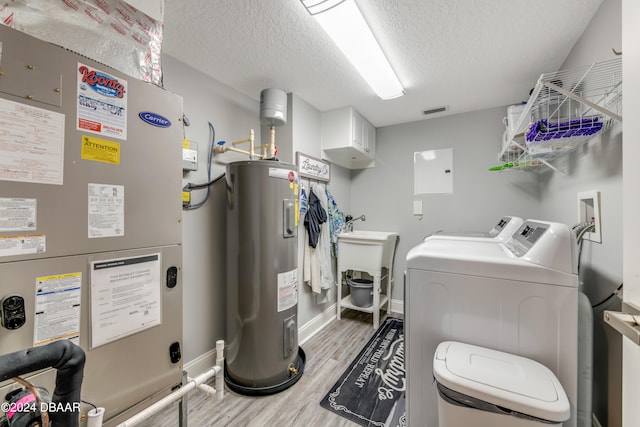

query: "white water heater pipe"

left=113, top=340, right=225, bottom=427
left=214, top=129, right=268, bottom=159
left=188, top=340, right=225, bottom=399
left=215, top=339, right=224, bottom=399
left=86, top=407, right=105, bottom=427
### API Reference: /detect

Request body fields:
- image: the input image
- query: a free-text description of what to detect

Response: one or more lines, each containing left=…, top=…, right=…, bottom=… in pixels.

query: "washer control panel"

left=506, top=221, right=550, bottom=257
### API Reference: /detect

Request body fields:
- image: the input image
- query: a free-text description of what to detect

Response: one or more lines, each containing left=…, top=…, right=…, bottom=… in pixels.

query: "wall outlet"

left=577, top=190, right=601, bottom=243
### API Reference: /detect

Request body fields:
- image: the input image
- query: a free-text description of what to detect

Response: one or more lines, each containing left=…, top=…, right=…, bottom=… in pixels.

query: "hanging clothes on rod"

left=303, top=187, right=327, bottom=248
left=326, top=188, right=346, bottom=257
left=302, top=182, right=333, bottom=300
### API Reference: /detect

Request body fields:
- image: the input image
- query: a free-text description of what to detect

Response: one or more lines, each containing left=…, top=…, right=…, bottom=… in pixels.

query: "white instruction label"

left=0, top=198, right=37, bottom=231
left=269, top=167, right=297, bottom=182
left=88, top=183, right=124, bottom=238
left=90, top=254, right=161, bottom=348
left=34, top=272, right=81, bottom=346
left=0, top=234, right=45, bottom=257
left=0, top=98, right=65, bottom=185
left=277, top=268, right=298, bottom=312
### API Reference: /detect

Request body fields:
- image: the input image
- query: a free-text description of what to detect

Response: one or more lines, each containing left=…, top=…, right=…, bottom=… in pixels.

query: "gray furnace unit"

left=0, top=25, right=183, bottom=426
left=224, top=160, right=305, bottom=395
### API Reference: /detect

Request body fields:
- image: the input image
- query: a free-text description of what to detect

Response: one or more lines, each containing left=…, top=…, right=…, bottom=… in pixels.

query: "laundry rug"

left=320, top=317, right=406, bottom=427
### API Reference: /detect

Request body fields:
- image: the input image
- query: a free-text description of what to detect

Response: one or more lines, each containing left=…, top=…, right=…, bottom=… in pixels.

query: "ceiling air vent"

left=423, top=106, right=448, bottom=115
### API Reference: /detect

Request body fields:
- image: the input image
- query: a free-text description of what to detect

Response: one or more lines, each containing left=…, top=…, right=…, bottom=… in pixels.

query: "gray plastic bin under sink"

left=348, top=277, right=373, bottom=307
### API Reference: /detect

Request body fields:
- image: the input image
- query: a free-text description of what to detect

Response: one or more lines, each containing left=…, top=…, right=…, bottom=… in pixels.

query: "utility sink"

left=337, top=230, right=399, bottom=275
left=337, top=230, right=399, bottom=329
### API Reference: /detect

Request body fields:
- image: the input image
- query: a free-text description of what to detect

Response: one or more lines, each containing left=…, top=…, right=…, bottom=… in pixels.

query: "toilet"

left=433, top=341, right=571, bottom=427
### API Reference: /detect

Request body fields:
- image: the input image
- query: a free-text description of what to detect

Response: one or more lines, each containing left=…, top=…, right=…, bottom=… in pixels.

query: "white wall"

left=540, top=0, right=622, bottom=303
left=285, top=93, right=352, bottom=328
left=351, top=106, right=541, bottom=301
left=537, top=1, right=622, bottom=424
left=162, top=55, right=262, bottom=364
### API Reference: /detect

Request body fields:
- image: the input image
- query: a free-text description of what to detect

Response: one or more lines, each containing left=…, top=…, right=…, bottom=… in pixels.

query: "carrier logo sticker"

left=138, top=111, right=172, bottom=128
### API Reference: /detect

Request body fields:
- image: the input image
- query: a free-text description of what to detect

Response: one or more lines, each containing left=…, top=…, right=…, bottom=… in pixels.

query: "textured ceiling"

left=162, top=0, right=603, bottom=128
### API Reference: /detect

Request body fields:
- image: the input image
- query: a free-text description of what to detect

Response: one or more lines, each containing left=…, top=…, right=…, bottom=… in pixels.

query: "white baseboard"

left=299, top=298, right=404, bottom=346
left=184, top=299, right=404, bottom=378
left=390, top=298, right=404, bottom=315
left=299, top=303, right=337, bottom=346
left=184, top=348, right=218, bottom=378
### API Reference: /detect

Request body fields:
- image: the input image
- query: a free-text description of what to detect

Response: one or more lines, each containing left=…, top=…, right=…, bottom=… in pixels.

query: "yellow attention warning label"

left=81, top=135, right=121, bottom=164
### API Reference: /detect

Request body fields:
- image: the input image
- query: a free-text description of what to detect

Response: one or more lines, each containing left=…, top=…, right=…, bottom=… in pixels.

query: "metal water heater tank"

left=224, top=160, right=305, bottom=395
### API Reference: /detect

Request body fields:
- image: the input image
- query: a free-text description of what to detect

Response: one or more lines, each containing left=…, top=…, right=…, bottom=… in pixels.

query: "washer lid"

left=405, top=237, right=578, bottom=287
left=433, top=341, right=570, bottom=422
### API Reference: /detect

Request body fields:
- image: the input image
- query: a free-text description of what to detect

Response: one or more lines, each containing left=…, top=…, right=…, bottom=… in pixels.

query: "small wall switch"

left=413, top=200, right=423, bottom=216
left=578, top=190, right=601, bottom=243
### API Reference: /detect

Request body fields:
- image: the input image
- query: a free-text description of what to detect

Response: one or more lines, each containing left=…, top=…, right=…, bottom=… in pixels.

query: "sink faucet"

left=345, top=214, right=366, bottom=232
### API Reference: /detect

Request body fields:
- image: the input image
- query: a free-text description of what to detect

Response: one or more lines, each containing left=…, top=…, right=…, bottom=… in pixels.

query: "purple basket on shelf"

left=526, top=117, right=603, bottom=142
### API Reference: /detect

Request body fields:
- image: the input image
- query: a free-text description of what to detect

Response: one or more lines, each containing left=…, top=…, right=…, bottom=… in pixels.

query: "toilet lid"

left=433, top=341, right=570, bottom=422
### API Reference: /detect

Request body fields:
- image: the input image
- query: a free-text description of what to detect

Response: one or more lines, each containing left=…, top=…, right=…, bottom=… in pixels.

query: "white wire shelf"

left=495, top=57, right=622, bottom=173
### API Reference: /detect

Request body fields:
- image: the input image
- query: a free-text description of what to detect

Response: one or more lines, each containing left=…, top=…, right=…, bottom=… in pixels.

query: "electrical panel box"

left=414, top=148, right=454, bottom=195
left=0, top=25, right=183, bottom=426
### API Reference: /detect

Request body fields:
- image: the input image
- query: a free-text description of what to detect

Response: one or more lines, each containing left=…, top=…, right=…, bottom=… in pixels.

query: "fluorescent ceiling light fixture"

left=301, top=0, right=405, bottom=100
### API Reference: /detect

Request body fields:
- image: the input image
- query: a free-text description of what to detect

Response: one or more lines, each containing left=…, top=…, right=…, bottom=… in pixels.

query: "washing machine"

left=405, top=220, right=579, bottom=427
left=425, top=216, right=523, bottom=242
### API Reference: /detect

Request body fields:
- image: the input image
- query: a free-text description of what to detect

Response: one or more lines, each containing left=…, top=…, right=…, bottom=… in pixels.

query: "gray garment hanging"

left=303, top=187, right=327, bottom=248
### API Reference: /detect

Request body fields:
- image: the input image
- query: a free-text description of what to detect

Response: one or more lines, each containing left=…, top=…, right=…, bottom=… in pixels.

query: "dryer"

left=425, top=215, right=523, bottom=242
left=406, top=220, right=579, bottom=427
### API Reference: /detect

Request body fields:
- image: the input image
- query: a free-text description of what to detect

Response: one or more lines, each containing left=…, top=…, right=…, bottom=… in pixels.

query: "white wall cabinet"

left=321, top=106, right=375, bottom=169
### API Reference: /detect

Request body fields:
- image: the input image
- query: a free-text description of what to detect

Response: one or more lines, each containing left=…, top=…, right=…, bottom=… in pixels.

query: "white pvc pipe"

left=113, top=340, right=225, bottom=427
left=270, top=126, right=276, bottom=158
left=86, top=407, right=105, bottom=427
left=192, top=381, right=217, bottom=397
left=115, top=365, right=223, bottom=427
left=215, top=340, right=224, bottom=400
left=188, top=342, right=224, bottom=400
left=249, top=128, right=255, bottom=159
left=218, top=129, right=264, bottom=160
left=214, top=144, right=265, bottom=159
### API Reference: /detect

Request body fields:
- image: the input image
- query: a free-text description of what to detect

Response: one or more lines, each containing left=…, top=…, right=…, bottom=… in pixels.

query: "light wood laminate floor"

left=142, top=309, right=390, bottom=427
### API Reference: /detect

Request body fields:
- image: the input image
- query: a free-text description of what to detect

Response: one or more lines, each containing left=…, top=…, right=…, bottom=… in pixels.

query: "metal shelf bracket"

left=604, top=302, right=640, bottom=346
